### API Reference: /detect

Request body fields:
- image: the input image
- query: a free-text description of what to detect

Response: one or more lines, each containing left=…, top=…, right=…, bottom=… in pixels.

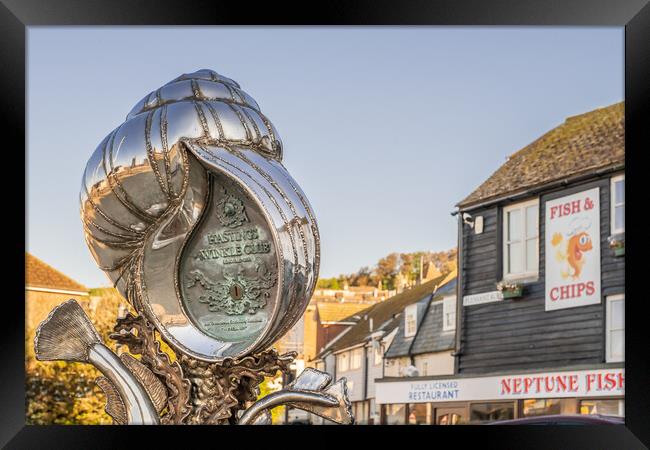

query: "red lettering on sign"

left=604, top=373, right=616, bottom=391
left=586, top=373, right=596, bottom=391
left=550, top=281, right=595, bottom=301
left=545, top=377, right=555, bottom=392
left=524, top=377, right=533, bottom=393
left=550, top=199, right=582, bottom=220
left=501, top=379, right=511, bottom=395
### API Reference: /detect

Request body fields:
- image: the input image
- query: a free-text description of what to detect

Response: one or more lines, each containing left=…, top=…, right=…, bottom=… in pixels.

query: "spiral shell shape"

left=80, top=69, right=319, bottom=361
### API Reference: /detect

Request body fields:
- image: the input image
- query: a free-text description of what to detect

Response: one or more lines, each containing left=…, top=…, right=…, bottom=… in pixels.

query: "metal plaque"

left=179, top=172, right=278, bottom=344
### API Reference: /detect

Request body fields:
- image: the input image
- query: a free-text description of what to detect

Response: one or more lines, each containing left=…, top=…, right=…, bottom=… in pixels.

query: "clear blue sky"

left=27, top=27, right=623, bottom=288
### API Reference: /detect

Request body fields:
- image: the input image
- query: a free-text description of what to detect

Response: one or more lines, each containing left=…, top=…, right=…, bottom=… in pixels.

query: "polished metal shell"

left=80, top=69, right=320, bottom=361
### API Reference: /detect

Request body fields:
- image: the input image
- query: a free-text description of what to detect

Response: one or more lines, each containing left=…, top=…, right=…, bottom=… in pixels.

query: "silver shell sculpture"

left=80, top=69, right=320, bottom=362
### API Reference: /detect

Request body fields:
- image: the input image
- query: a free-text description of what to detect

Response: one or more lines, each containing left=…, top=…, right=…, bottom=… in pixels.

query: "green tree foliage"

left=316, top=248, right=457, bottom=291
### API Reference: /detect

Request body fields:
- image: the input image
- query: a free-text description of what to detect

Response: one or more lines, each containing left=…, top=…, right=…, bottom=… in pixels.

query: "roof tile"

left=25, top=253, right=88, bottom=292
left=458, top=102, right=624, bottom=208
left=320, top=273, right=450, bottom=355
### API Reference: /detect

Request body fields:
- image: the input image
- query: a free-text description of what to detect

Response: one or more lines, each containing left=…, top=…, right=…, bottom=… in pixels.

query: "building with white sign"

left=375, top=102, right=625, bottom=424
left=310, top=272, right=451, bottom=424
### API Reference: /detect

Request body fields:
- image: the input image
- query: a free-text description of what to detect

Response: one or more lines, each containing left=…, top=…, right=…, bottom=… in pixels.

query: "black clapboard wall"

left=458, top=176, right=625, bottom=374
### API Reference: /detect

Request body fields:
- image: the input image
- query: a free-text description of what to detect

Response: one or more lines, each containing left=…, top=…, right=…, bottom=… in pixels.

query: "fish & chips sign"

left=545, top=188, right=601, bottom=311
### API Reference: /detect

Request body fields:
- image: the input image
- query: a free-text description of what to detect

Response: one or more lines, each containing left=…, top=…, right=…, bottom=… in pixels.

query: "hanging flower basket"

left=608, top=235, right=625, bottom=257
left=496, top=281, right=523, bottom=299
left=502, top=286, right=523, bottom=298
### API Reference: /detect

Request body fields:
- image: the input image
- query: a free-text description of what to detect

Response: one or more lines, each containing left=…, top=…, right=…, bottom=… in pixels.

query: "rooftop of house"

left=316, top=301, right=373, bottom=323
left=458, top=102, right=624, bottom=209
left=316, top=271, right=452, bottom=357
left=25, top=253, right=88, bottom=293
left=385, top=278, right=458, bottom=359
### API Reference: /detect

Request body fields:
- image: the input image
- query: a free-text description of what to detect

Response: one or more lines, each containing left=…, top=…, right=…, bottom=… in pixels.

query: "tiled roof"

left=384, top=296, right=431, bottom=358
left=320, top=273, right=449, bottom=355
left=458, top=102, right=624, bottom=208
left=384, top=277, right=457, bottom=358
left=316, top=302, right=372, bottom=323
left=25, top=253, right=88, bottom=293
left=411, top=279, right=457, bottom=355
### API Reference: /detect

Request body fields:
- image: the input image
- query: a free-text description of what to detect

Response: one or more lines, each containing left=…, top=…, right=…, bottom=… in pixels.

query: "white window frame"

left=351, top=348, right=363, bottom=370
left=404, top=304, right=418, bottom=337
left=442, top=296, right=457, bottom=331
left=502, top=198, right=539, bottom=281
left=337, top=352, right=349, bottom=372
left=611, top=174, right=625, bottom=234
left=606, top=294, right=625, bottom=363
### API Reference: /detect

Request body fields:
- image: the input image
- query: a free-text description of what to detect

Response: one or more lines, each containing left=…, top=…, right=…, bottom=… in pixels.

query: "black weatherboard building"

left=374, top=102, right=625, bottom=424
left=456, top=101, right=625, bottom=420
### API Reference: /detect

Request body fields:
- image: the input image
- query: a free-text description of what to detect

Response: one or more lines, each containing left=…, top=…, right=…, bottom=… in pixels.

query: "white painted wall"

left=365, top=346, right=383, bottom=399
left=336, top=349, right=366, bottom=402
left=414, top=351, right=455, bottom=376
left=383, top=356, right=410, bottom=377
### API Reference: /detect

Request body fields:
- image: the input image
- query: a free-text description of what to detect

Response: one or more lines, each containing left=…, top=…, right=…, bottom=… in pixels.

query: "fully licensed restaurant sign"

left=545, top=188, right=601, bottom=311
left=375, top=368, right=624, bottom=404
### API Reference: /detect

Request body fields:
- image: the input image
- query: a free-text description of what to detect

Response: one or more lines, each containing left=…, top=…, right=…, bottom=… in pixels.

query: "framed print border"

left=3, top=0, right=648, bottom=448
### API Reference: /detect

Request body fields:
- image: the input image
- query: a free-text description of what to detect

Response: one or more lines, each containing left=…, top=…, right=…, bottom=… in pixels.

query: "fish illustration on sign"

left=552, top=217, right=594, bottom=280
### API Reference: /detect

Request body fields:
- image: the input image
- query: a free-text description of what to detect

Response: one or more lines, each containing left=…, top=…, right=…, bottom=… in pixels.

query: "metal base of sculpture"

left=110, top=312, right=296, bottom=424
left=35, top=300, right=353, bottom=425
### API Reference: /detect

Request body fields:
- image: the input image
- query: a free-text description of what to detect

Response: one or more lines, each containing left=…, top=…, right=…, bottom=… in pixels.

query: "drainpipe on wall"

left=363, top=344, right=369, bottom=403
left=451, top=209, right=463, bottom=374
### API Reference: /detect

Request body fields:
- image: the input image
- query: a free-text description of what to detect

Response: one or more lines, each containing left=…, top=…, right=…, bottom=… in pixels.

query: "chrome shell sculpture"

left=34, top=69, right=353, bottom=425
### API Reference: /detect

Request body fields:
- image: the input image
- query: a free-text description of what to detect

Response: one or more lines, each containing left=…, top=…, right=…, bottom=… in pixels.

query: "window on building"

left=408, top=403, right=431, bottom=425
left=337, top=352, right=349, bottom=372
left=606, top=294, right=625, bottom=363
left=470, top=402, right=515, bottom=423
left=580, top=399, right=624, bottom=417
left=503, top=199, right=539, bottom=280
left=421, top=361, right=428, bottom=376
left=353, top=401, right=367, bottom=424
left=384, top=404, right=406, bottom=425
left=522, top=399, right=572, bottom=417
left=442, top=296, right=457, bottom=331
left=351, top=348, right=363, bottom=369
left=404, top=304, right=418, bottom=337
left=611, top=174, right=625, bottom=234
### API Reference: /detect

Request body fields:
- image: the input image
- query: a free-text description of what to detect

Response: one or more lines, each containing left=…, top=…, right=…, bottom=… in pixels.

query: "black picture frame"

left=4, top=1, right=648, bottom=448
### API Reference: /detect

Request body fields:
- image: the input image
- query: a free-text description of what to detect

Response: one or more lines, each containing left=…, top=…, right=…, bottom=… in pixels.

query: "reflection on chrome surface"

left=80, top=69, right=320, bottom=361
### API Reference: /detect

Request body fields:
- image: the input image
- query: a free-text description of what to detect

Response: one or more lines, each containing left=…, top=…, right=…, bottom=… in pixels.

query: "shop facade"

left=374, top=102, right=625, bottom=425
left=376, top=366, right=624, bottom=424
left=310, top=274, right=451, bottom=424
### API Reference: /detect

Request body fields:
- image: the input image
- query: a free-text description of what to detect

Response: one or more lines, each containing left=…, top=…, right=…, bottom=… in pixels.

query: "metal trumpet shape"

left=34, top=300, right=160, bottom=424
